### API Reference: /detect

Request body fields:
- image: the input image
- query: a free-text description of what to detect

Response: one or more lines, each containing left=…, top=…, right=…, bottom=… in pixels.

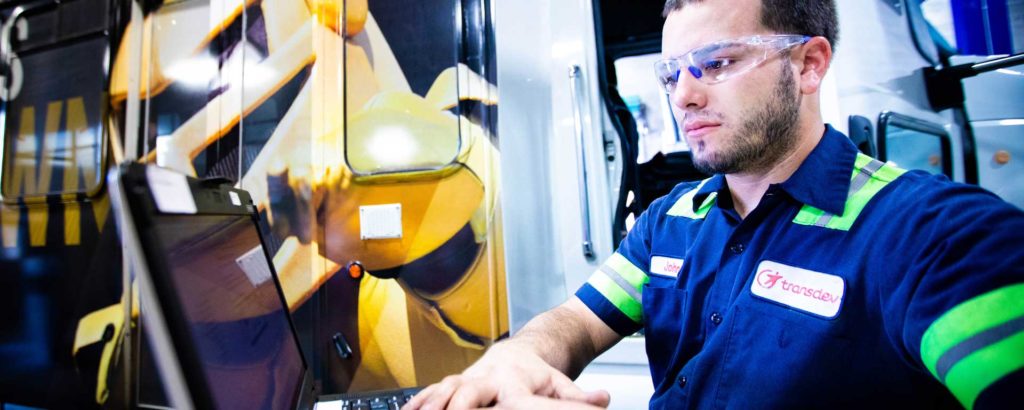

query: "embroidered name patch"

left=750, top=260, right=845, bottom=318
left=650, top=256, right=684, bottom=277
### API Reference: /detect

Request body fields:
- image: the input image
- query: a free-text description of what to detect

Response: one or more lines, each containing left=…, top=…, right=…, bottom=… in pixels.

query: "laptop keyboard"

left=317, top=387, right=422, bottom=410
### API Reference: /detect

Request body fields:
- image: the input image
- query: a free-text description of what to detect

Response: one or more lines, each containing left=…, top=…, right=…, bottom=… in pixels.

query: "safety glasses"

left=654, top=34, right=810, bottom=93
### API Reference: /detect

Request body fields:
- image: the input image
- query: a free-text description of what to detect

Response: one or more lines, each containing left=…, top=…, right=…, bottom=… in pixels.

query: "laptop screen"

left=147, top=211, right=305, bottom=409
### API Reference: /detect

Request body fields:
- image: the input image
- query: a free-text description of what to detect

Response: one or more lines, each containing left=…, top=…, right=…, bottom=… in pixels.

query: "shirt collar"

left=780, top=125, right=857, bottom=215
left=691, top=125, right=857, bottom=215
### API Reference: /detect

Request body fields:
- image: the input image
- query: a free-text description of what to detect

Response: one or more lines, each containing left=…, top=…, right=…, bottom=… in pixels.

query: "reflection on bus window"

left=614, top=53, right=688, bottom=163
left=1, top=3, right=109, bottom=201
left=345, top=91, right=462, bottom=176
left=879, top=112, right=952, bottom=178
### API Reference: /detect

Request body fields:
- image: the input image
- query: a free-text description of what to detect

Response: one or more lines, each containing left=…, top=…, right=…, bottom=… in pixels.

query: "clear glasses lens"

left=689, top=42, right=768, bottom=83
left=654, top=59, right=683, bottom=93
left=655, top=35, right=808, bottom=93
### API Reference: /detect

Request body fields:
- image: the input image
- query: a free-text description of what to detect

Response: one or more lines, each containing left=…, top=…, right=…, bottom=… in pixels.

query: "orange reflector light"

left=347, top=261, right=364, bottom=279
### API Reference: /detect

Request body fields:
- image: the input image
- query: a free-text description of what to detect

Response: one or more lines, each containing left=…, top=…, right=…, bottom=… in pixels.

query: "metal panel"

left=973, top=120, right=1024, bottom=208
left=956, top=55, right=1024, bottom=121
left=494, top=0, right=566, bottom=331
left=830, top=0, right=963, bottom=180
left=495, top=2, right=651, bottom=408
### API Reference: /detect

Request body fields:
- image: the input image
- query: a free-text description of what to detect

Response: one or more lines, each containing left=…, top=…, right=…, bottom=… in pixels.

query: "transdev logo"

left=756, top=269, right=783, bottom=289
left=750, top=261, right=845, bottom=318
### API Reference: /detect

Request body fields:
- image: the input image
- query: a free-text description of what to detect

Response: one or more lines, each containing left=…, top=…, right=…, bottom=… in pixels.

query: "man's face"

left=662, top=0, right=802, bottom=175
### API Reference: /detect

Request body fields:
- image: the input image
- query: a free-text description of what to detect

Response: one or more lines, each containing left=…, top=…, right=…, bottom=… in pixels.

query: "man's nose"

left=669, top=70, right=708, bottom=111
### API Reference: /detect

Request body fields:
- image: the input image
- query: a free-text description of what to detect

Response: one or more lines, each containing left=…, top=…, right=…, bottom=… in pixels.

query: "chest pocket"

left=716, top=295, right=856, bottom=408
left=642, top=283, right=688, bottom=388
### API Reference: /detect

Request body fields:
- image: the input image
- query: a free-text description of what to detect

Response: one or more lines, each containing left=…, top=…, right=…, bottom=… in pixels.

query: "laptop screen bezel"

left=112, top=162, right=315, bottom=410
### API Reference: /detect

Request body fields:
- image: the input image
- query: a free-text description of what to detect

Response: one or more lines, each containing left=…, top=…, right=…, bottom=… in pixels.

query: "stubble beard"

left=690, top=61, right=802, bottom=175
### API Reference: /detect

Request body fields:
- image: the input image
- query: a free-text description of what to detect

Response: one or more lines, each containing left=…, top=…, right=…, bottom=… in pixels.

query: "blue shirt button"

left=677, top=376, right=687, bottom=388
left=710, top=312, right=723, bottom=325
left=729, top=243, right=745, bottom=254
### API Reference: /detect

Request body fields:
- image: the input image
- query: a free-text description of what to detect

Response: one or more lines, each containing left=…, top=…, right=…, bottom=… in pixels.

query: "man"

left=405, top=0, right=1024, bottom=408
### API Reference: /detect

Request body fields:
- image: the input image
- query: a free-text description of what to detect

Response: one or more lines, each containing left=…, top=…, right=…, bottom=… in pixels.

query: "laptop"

left=110, top=162, right=420, bottom=410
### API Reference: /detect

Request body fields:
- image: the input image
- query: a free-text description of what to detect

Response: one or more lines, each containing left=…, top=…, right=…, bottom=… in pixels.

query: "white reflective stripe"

left=851, top=159, right=884, bottom=192
left=599, top=265, right=642, bottom=303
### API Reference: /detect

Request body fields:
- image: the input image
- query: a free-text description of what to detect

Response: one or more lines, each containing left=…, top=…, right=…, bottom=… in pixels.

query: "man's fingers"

left=582, top=389, right=611, bottom=407
left=403, top=376, right=460, bottom=410
left=547, top=372, right=589, bottom=401
left=489, top=395, right=608, bottom=410
left=423, top=377, right=461, bottom=410
left=401, top=384, right=436, bottom=410
left=547, top=373, right=610, bottom=407
left=446, top=380, right=499, bottom=409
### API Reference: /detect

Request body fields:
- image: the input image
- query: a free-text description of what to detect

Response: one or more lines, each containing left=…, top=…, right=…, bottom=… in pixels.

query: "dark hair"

left=662, top=0, right=839, bottom=51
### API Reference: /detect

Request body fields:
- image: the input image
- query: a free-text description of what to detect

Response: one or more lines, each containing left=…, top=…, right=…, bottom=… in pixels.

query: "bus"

left=1, top=0, right=1020, bottom=407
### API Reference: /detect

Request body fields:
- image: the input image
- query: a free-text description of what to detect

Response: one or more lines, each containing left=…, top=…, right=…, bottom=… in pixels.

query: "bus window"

left=344, top=88, right=463, bottom=177
left=878, top=111, right=953, bottom=178
left=613, top=53, right=688, bottom=164
left=610, top=52, right=707, bottom=227
left=343, top=2, right=465, bottom=179
left=1, top=0, right=110, bottom=202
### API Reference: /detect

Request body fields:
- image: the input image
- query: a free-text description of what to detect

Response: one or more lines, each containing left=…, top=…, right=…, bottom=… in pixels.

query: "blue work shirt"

left=576, top=125, right=1024, bottom=409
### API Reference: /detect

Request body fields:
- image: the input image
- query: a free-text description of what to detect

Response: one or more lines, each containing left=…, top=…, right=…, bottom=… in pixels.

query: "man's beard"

left=690, top=61, right=801, bottom=175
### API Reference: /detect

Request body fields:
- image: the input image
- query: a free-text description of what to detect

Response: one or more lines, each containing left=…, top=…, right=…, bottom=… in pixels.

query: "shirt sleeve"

left=574, top=195, right=665, bottom=336
left=880, top=175, right=1024, bottom=409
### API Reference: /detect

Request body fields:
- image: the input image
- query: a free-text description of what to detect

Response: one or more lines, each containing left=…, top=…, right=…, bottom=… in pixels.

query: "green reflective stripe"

left=813, top=210, right=835, bottom=227
left=793, top=204, right=827, bottom=225
left=942, top=330, right=1024, bottom=409
left=821, top=165, right=903, bottom=230
left=853, top=151, right=873, bottom=171
left=587, top=272, right=643, bottom=323
left=599, top=265, right=643, bottom=302
left=920, top=284, right=1024, bottom=379
left=872, top=160, right=906, bottom=182
left=667, top=178, right=715, bottom=218
left=849, top=158, right=885, bottom=194
left=792, top=155, right=905, bottom=231
left=605, top=253, right=649, bottom=291
left=694, top=192, right=717, bottom=218
left=853, top=153, right=905, bottom=184
left=813, top=156, right=884, bottom=228
left=934, top=316, right=1024, bottom=380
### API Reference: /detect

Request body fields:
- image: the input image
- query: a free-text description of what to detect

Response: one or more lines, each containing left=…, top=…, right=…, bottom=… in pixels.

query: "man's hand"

left=404, top=298, right=621, bottom=409
left=402, top=342, right=609, bottom=410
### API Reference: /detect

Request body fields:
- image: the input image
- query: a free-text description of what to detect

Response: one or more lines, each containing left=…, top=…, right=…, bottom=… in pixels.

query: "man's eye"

left=703, top=58, right=732, bottom=71
left=662, top=69, right=679, bottom=85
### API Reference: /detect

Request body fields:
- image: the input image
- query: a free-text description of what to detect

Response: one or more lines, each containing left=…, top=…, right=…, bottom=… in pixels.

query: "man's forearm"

left=499, top=303, right=603, bottom=379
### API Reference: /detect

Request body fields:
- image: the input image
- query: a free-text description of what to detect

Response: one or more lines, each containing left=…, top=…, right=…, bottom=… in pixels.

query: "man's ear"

left=796, top=37, right=832, bottom=95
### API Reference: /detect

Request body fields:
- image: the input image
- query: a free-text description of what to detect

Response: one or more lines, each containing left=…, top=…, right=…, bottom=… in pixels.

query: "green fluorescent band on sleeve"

left=934, top=316, right=1024, bottom=380
left=941, top=329, right=1024, bottom=410
left=921, top=284, right=1024, bottom=380
left=587, top=272, right=643, bottom=324
left=605, top=253, right=650, bottom=292
left=599, top=265, right=642, bottom=302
